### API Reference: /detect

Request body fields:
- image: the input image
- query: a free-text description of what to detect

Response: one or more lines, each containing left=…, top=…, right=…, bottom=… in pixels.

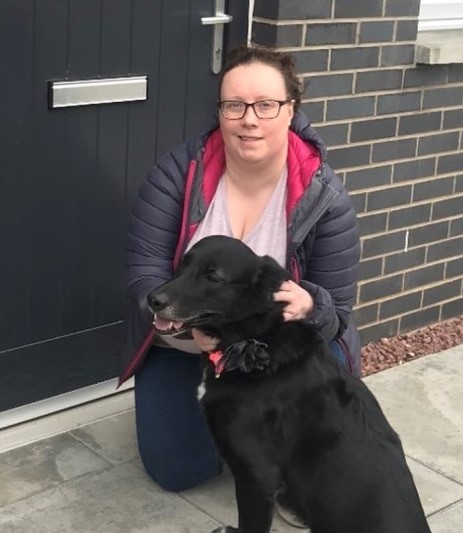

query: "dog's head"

left=148, top=235, right=289, bottom=343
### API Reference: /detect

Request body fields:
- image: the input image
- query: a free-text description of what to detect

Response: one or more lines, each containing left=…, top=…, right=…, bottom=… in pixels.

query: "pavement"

left=0, top=345, right=462, bottom=532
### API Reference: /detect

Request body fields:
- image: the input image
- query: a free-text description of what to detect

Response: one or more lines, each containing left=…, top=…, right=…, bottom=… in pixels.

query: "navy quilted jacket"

left=120, top=110, right=361, bottom=380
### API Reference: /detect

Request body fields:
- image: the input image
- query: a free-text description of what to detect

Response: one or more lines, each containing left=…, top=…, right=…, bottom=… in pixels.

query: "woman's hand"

left=191, top=328, right=220, bottom=352
left=273, top=280, right=314, bottom=322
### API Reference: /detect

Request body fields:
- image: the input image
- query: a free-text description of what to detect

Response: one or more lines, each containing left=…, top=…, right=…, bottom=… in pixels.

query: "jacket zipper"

left=292, top=180, right=338, bottom=247
left=287, top=173, right=339, bottom=268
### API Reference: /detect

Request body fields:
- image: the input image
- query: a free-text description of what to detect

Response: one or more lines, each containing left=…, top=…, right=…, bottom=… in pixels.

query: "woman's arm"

left=300, top=173, right=360, bottom=341
left=275, top=169, right=360, bottom=342
left=126, top=148, right=189, bottom=353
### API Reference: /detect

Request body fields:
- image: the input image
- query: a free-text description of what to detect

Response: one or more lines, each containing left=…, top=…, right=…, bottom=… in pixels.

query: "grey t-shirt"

left=157, top=167, right=288, bottom=353
left=187, top=167, right=287, bottom=266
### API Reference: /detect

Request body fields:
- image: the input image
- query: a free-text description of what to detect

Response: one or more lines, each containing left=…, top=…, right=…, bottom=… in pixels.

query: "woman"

left=120, top=45, right=361, bottom=502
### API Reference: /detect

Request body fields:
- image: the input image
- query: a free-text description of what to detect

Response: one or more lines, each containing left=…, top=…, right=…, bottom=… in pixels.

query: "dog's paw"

left=210, top=527, right=238, bottom=533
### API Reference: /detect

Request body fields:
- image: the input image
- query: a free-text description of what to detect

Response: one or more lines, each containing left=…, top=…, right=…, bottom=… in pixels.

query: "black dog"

left=148, top=235, right=431, bottom=533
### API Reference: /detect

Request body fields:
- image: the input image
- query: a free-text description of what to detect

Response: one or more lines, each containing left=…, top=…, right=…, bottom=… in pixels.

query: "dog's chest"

left=196, top=372, right=235, bottom=404
left=197, top=378, right=207, bottom=402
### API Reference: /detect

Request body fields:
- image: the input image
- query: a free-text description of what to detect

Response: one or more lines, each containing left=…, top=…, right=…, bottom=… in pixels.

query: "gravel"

left=361, top=314, right=463, bottom=376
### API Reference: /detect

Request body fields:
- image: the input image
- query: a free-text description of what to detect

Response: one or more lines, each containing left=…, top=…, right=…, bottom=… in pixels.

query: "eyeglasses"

left=218, top=99, right=293, bottom=120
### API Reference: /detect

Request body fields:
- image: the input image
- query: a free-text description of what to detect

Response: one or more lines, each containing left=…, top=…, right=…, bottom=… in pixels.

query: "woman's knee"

left=135, top=407, right=222, bottom=491
left=134, top=349, right=221, bottom=491
left=138, top=444, right=221, bottom=492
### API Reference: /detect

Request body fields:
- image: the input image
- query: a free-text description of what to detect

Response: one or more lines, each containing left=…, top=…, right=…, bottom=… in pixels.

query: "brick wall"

left=252, top=0, right=463, bottom=343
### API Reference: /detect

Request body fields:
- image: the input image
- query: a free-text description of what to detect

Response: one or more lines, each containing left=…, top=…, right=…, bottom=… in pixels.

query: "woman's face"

left=219, top=62, right=294, bottom=166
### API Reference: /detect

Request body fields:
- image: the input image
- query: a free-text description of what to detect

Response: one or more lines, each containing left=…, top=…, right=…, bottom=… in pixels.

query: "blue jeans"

left=135, top=342, right=348, bottom=492
left=329, top=339, right=349, bottom=368
left=135, top=346, right=222, bottom=492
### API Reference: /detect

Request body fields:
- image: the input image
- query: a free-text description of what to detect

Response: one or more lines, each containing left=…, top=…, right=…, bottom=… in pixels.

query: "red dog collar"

left=209, top=350, right=225, bottom=378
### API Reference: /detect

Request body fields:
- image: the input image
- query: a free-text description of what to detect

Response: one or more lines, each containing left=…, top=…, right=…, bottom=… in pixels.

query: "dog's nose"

left=147, top=291, right=169, bottom=312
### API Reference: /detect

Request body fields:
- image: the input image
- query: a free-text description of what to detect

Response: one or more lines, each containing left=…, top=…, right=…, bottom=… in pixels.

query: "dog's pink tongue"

left=154, top=316, right=184, bottom=331
left=154, top=316, right=172, bottom=330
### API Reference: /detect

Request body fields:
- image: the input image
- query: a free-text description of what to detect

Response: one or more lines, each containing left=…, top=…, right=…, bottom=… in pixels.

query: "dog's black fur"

left=148, top=235, right=431, bottom=533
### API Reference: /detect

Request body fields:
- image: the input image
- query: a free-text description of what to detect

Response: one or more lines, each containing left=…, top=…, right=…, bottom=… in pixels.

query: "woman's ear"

left=287, top=100, right=295, bottom=123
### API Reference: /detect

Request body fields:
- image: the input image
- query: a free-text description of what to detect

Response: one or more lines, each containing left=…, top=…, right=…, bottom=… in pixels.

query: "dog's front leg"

left=210, top=474, right=273, bottom=533
left=234, top=475, right=274, bottom=533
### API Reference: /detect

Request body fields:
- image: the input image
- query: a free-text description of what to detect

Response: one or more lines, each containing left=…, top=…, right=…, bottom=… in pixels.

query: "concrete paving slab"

left=0, top=433, right=110, bottom=508
left=406, top=456, right=463, bottom=515
left=428, top=499, right=463, bottom=533
left=70, top=410, right=138, bottom=465
left=365, top=347, right=463, bottom=485
left=180, top=468, right=237, bottom=529
left=0, top=462, right=220, bottom=533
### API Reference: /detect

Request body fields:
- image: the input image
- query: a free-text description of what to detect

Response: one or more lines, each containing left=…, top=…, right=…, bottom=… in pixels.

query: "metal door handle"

left=201, top=14, right=233, bottom=26
left=201, top=0, right=233, bottom=74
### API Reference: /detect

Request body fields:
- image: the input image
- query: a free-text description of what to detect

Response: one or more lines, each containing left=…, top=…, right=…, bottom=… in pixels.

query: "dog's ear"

left=253, top=255, right=289, bottom=294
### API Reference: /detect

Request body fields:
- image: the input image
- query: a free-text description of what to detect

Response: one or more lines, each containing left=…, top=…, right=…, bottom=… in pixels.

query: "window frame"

left=419, top=0, right=463, bottom=31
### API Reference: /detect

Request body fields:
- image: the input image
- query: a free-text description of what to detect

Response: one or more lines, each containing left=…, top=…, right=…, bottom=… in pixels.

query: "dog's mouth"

left=153, top=312, right=219, bottom=336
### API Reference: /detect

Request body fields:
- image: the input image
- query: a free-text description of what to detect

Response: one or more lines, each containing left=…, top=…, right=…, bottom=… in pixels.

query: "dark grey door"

left=0, top=0, right=247, bottom=412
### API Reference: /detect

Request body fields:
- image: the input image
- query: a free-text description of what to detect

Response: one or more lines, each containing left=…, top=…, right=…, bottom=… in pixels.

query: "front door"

left=0, top=0, right=248, bottom=414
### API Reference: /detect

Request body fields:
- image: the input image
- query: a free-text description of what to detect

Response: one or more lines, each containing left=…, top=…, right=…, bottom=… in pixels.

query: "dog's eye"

left=206, top=271, right=225, bottom=284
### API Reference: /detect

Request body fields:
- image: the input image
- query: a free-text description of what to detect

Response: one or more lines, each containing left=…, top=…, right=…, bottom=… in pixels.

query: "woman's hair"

left=220, top=44, right=303, bottom=112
